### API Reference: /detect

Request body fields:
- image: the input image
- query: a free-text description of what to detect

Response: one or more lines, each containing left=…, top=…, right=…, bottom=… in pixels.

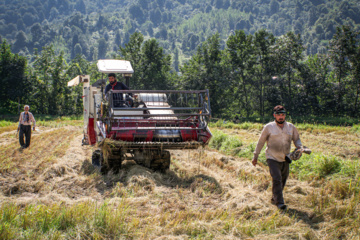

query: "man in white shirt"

left=18, top=105, right=36, bottom=149
left=252, top=105, right=302, bottom=210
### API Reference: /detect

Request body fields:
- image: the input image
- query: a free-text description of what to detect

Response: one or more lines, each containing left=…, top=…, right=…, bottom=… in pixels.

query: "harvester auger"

left=68, top=59, right=212, bottom=173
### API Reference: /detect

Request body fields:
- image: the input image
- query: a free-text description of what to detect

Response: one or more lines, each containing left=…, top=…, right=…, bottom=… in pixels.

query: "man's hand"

left=252, top=158, right=258, bottom=166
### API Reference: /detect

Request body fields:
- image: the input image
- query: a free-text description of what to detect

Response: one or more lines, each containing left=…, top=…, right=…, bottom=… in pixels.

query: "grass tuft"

left=0, top=201, right=133, bottom=239
left=291, top=154, right=343, bottom=180
left=209, top=129, right=243, bottom=155
left=210, top=120, right=263, bottom=131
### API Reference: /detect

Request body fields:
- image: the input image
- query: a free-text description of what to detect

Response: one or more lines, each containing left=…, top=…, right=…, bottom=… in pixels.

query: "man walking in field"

left=18, top=105, right=36, bottom=149
left=252, top=105, right=302, bottom=210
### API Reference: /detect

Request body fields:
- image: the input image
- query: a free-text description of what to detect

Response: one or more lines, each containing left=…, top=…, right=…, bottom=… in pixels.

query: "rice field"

left=0, top=119, right=359, bottom=239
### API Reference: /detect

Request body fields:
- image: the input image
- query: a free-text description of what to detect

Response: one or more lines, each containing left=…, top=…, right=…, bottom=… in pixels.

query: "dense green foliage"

left=0, top=41, right=28, bottom=112
left=1, top=0, right=360, bottom=64
left=1, top=25, right=360, bottom=118
left=0, top=41, right=86, bottom=115
left=1, top=0, right=360, bottom=117
left=181, top=27, right=360, bottom=118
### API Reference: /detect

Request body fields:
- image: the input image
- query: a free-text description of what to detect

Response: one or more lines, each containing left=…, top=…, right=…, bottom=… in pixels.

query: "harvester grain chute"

left=68, top=59, right=212, bottom=173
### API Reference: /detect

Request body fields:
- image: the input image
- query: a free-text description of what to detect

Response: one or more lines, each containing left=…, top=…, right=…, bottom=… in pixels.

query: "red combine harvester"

left=68, top=59, right=212, bottom=173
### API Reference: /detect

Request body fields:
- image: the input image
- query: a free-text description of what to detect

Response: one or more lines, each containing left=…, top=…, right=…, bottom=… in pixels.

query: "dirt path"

left=0, top=130, right=17, bottom=146
left=0, top=128, right=96, bottom=204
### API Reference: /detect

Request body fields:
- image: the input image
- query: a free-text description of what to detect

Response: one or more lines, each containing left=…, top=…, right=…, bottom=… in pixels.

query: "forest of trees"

left=1, top=0, right=360, bottom=70
left=1, top=26, right=359, bottom=119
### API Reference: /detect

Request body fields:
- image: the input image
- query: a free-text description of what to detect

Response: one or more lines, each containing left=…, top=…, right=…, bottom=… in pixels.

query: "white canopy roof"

left=97, top=59, right=134, bottom=74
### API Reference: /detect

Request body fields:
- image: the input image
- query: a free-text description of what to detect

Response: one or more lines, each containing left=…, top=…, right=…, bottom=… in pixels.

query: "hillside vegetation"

left=1, top=24, right=360, bottom=119
left=1, top=1, right=360, bottom=119
left=0, top=119, right=359, bottom=239
left=1, top=0, right=360, bottom=62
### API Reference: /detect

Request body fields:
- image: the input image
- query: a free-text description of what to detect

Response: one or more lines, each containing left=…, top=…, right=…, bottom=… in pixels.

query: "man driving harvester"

left=104, top=73, right=129, bottom=95
left=104, top=73, right=131, bottom=107
left=252, top=105, right=309, bottom=210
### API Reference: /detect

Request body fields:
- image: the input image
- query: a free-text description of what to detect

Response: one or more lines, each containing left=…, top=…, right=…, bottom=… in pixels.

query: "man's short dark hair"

left=273, top=105, right=286, bottom=113
left=108, top=73, right=116, bottom=78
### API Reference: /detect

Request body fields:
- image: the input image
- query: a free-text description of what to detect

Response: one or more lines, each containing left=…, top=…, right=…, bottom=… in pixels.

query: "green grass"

left=0, top=114, right=82, bottom=122
left=0, top=120, right=16, bottom=128
left=0, top=200, right=297, bottom=239
left=209, top=122, right=359, bottom=181
left=351, top=124, right=360, bottom=133
left=295, top=123, right=360, bottom=134
left=210, top=119, right=360, bottom=134
left=0, top=201, right=134, bottom=239
left=291, top=154, right=341, bottom=179
left=0, top=115, right=83, bottom=129
left=213, top=116, right=360, bottom=126
left=209, top=120, right=264, bottom=131
left=208, top=129, right=266, bottom=162
left=237, top=142, right=265, bottom=162
left=35, top=119, right=83, bottom=128
left=291, top=153, right=360, bottom=180
left=209, top=129, right=243, bottom=155
left=289, top=116, right=360, bottom=126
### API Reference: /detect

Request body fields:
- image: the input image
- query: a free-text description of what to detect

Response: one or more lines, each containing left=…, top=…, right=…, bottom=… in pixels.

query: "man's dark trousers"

left=19, top=125, right=31, bottom=148
left=267, top=159, right=289, bottom=205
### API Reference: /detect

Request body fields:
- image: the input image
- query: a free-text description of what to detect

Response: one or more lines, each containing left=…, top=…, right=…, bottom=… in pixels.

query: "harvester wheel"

left=92, top=149, right=110, bottom=174
left=92, top=150, right=101, bottom=167
left=106, top=149, right=122, bottom=174
left=150, top=150, right=171, bottom=172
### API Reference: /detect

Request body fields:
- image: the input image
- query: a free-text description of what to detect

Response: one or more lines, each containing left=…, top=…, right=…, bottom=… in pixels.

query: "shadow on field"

left=81, top=159, right=222, bottom=195
left=285, top=207, right=324, bottom=228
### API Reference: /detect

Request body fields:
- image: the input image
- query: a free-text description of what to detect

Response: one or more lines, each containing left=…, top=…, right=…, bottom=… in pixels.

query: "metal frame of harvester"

left=68, top=59, right=212, bottom=173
